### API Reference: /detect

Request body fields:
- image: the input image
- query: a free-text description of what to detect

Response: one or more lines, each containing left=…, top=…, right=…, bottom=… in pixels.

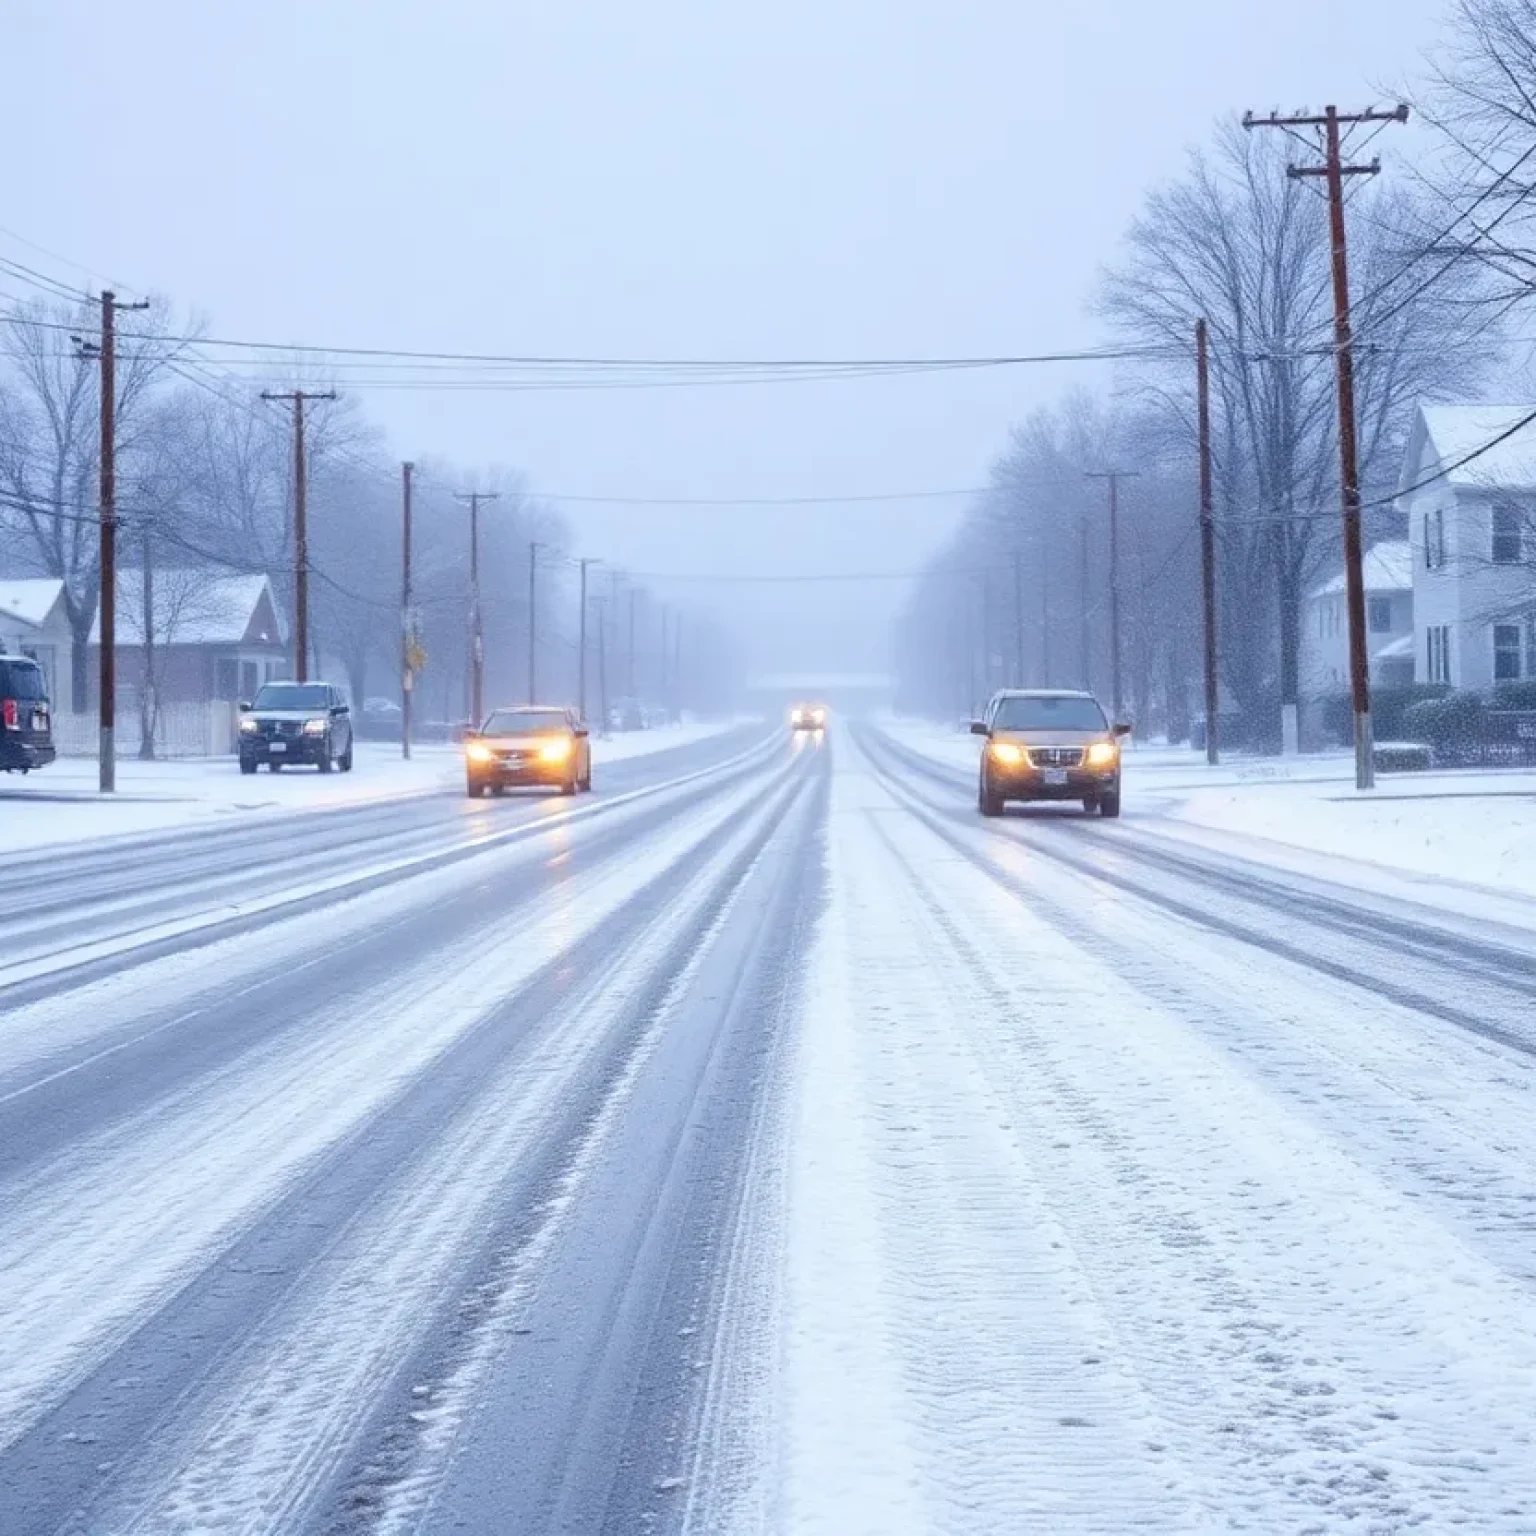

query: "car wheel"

left=339, top=738, right=354, bottom=772
left=317, top=738, right=333, bottom=774
left=1098, top=791, right=1122, bottom=819
left=240, top=757, right=257, bottom=776
left=466, top=778, right=486, bottom=798
left=978, top=773, right=1003, bottom=817
left=559, top=775, right=577, bottom=796
left=1082, top=795, right=1098, bottom=815
left=491, top=783, right=506, bottom=796
left=269, top=761, right=283, bottom=773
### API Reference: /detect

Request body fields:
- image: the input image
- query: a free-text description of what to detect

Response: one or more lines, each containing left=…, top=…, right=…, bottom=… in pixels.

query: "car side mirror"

left=237, top=700, right=252, bottom=712
left=462, top=727, right=480, bottom=741
left=969, top=720, right=989, bottom=736
left=332, top=704, right=347, bottom=716
left=1113, top=722, right=1132, bottom=737
left=574, top=726, right=589, bottom=738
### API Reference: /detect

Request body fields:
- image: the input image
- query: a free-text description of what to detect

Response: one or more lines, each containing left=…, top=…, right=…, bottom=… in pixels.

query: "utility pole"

left=1038, top=535, right=1052, bottom=687
left=592, top=594, right=610, bottom=735
left=1011, top=549, right=1025, bottom=685
left=401, top=461, right=414, bottom=760
left=454, top=491, right=499, bottom=724
left=1079, top=517, right=1092, bottom=691
left=1196, top=320, right=1220, bottom=765
left=79, top=291, right=149, bottom=791
left=627, top=587, right=637, bottom=701
left=139, top=514, right=155, bottom=760
left=1245, top=102, right=1407, bottom=790
left=262, top=389, right=336, bottom=682
left=577, top=557, right=601, bottom=723
left=527, top=540, right=542, bottom=704
left=1086, top=470, right=1136, bottom=720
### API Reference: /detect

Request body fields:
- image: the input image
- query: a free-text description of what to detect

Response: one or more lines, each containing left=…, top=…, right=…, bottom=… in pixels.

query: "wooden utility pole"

left=1244, top=102, right=1407, bottom=789
left=83, top=291, right=149, bottom=792
left=454, top=491, right=499, bottom=724
left=577, top=557, right=600, bottom=723
left=401, top=462, right=414, bottom=760
left=262, top=389, right=336, bottom=682
left=1196, top=320, right=1220, bottom=765
left=527, top=541, right=542, bottom=704
left=592, top=594, right=610, bottom=734
left=1087, top=469, right=1137, bottom=719
left=1078, top=517, right=1092, bottom=691
left=1011, top=549, right=1025, bottom=685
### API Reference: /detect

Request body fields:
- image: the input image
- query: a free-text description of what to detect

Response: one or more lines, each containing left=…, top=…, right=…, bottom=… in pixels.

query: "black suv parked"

left=0, top=655, right=56, bottom=773
left=238, top=681, right=354, bottom=773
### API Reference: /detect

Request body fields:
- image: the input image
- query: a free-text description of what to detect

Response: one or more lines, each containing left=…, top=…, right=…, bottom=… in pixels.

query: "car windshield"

left=0, top=659, right=47, bottom=700
left=991, top=694, right=1107, bottom=731
left=483, top=709, right=569, bottom=734
left=252, top=685, right=331, bottom=711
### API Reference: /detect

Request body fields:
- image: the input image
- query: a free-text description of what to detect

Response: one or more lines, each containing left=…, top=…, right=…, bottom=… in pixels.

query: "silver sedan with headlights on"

left=970, top=688, right=1130, bottom=818
left=237, top=682, right=355, bottom=774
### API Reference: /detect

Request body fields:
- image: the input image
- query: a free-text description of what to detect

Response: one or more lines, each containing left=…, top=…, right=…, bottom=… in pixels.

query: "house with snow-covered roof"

left=84, top=569, right=287, bottom=709
left=1398, top=404, right=1536, bottom=689
left=0, top=577, right=70, bottom=697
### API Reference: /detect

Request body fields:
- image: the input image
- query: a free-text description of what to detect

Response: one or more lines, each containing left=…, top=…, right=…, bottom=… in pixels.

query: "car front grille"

left=1030, top=746, right=1084, bottom=768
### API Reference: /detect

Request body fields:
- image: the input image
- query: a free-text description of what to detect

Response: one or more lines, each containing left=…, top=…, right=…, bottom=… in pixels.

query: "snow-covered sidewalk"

left=0, top=722, right=745, bottom=853
left=877, top=714, right=1536, bottom=903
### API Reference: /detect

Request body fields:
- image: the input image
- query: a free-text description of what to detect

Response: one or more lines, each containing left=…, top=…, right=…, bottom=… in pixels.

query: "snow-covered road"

left=3, top=720, right=1535, bottom=1533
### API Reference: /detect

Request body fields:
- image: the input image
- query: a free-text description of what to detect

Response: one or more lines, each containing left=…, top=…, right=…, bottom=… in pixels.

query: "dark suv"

left=0, top=655, right=56, bottom=773
left=238, top=681, right=354, bottom=773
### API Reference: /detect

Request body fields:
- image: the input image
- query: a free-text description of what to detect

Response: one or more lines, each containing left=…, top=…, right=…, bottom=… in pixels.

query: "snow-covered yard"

left=0, top=722, right=744, bottom=853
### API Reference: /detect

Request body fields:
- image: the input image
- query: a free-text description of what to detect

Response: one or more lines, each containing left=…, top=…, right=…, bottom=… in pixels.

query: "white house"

left=0, top=577, right=71, bottom=696
left=1398, top=404, right=1536, bottom=689
left=1300, top=540, right=1415, bottom=699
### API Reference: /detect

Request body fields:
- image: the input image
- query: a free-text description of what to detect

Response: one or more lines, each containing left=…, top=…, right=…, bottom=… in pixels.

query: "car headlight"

left=988, top=741, right=1026, bottom=766
left=238, top=716, right=259, bottom=733
left=539, top=737, right=573, bottom=762
left=465, top=742, right=494, bottom=763
left=1084, top=740, right=1119, bottom=769
left=302, top=718, right=328, bottom=735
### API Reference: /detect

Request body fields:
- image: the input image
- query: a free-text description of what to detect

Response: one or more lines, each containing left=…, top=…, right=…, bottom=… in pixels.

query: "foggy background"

left=2, top=0, right=1448, bottom=685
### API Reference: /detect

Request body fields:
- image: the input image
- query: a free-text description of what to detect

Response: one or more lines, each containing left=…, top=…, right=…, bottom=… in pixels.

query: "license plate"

left=268, top=740, right=287, bottom=752
left=1043, top=767, right=1068, bottom=786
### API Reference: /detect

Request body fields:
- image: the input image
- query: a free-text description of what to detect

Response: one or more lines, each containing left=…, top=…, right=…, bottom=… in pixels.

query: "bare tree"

left=1101, top=119, right=1488, bottom=744
left=0, top=297, right=191, bottom=710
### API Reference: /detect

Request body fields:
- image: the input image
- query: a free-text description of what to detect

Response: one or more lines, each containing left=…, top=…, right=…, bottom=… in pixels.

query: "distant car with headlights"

left=238, top=681, right=354, bottom=774
left=971, top=689, right=1129, bottom=818
left=789, top=702, right=827, bottom=731
left=464, top=705, right=591, bottom=798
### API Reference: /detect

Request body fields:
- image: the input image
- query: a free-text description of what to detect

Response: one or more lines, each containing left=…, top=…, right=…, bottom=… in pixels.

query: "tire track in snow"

left=856, top=741, right=1536, bottom=1531
left=0, top=751, right=797, bottom=1483
left=72, top=765, right=820, bottom=1536
left=861, top=725, right=1536, bottom=1288
left=765, top=765, right=1200, bottom=1535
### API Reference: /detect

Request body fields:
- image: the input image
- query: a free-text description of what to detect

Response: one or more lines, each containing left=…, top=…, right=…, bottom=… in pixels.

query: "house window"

left=215, top=658, right=238, bottom=700
left=1426, top=625, right=1453, bottom=684
left=1492, top=501, right=1525, bottom=566
left=240, top=661, right=260, bottom=701
left=1424, top=508, right=1448, bottom=570
left=1368, top=596, right=1392, bottom=633
left=1494, top=623, right=1524, bottom=681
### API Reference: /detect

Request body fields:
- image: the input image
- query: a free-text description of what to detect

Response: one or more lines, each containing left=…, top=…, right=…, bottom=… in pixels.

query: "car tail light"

left=1, top=699, right=16, bottom=730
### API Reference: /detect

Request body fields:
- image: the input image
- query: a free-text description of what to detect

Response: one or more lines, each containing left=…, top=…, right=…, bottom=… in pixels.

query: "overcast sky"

left=4, top=0, right=1450, bottom=678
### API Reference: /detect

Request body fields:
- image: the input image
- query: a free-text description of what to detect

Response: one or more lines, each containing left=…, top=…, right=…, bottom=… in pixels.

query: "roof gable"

left=1309, top=540, right=1412, bottom=599
left=88, top=571, right=285, bottom=646
left=0, top=577, right=67, bottom=630
left=1402, top=404, right=1536, bottom=498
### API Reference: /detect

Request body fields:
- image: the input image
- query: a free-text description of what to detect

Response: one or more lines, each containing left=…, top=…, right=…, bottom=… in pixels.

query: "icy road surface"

left=3, top=722, right=1536, bottom=1533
